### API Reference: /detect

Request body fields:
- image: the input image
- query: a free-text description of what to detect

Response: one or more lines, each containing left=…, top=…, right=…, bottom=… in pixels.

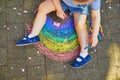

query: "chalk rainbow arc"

left=27, top=15, right=103, bottom=62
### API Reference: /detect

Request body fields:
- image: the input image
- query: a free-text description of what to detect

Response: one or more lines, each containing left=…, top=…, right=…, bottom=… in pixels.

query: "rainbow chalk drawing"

left=26, top=14, right=104, bottom=62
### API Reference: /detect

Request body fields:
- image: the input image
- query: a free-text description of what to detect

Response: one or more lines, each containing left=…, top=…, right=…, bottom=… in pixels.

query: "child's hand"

left=56, top=9, right=67, bottom=19
left=89, top=36, right=98, bottom=48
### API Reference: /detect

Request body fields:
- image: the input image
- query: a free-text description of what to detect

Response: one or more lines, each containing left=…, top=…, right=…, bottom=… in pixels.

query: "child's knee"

left=38, top=3, right=48, bottom=14
left=38, top=4, right=44, bottom=12
left=37, top=0, right=55, bottom=14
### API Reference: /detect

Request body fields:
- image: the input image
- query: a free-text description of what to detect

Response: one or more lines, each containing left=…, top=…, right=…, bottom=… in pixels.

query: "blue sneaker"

left=16, top=35, right=40, bottom=46
left=71, top=54, right=92, bottom=68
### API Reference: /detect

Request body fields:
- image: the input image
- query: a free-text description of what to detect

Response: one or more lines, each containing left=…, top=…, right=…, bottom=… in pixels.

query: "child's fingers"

left=63, top=13, right=67, bottom=18
left=61, top=15, right=65, bottom=19
left=57, top=14, right=64, bottom=19
left=61, top=13, right=66, bottom=19
left=91, top=42, right=97, bottom=48
left=91, top=43, right=95, bottom=48
left=56, top=10, right=67, bottom=19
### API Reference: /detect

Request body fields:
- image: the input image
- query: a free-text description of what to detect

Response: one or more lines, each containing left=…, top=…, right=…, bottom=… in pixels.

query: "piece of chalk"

left=84, top=45, right=91, bottom=50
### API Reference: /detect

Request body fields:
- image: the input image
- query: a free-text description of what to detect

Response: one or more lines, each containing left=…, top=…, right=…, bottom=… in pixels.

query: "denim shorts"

left=61, top=1, right=89, bottom=15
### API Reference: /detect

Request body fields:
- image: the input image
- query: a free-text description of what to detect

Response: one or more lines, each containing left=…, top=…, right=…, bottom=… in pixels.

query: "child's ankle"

left=28, top=34, right=36, bottom=38
left=79, top=52, right=88, bottom=58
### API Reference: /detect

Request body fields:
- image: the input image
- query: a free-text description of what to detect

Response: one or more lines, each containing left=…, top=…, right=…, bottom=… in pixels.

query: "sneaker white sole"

left=16, top=42, right=40, bottom=46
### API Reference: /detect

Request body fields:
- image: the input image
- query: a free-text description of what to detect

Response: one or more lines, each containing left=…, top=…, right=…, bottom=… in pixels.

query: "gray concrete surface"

left=0, top=0, right=120, bottom=80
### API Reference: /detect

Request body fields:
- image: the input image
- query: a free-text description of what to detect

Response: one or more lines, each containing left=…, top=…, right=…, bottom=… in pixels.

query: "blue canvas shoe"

left=71, top=54, right=92, bottom=68
left=16, top=35, right=40, bottom=46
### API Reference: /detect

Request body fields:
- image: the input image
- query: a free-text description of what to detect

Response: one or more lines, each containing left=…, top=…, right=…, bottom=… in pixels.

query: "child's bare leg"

left=30, top=0, right=56, bottom=36
left=16, top=0, right=56, bottom=46
left=73, top=13, right=88, bottom=54
left=71, top=13, right=91, bottom=68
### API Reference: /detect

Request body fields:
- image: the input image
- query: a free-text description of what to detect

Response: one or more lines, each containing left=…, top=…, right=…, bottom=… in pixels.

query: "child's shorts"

left=61, top=1, right=89, bottom=15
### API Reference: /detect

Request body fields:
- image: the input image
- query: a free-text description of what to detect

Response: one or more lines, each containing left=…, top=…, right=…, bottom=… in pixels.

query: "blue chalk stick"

left=84, top=45, right=91, bottom=50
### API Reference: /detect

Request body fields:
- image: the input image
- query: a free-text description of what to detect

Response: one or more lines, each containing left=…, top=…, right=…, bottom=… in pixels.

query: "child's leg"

left=16, top=0, right=56, bottom=46
left=30, top=0, right=56, bottom=36
left=70, top=13, right=91, bottom=68
left=73, top=13, right=88, bottom=54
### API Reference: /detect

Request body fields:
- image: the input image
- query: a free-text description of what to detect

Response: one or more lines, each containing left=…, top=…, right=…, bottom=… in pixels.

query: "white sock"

left=28, top=34, right=35, bottom=38
left=76, top=53, right=88, bottom=62
left=80, top=53, right=88, bottom=58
